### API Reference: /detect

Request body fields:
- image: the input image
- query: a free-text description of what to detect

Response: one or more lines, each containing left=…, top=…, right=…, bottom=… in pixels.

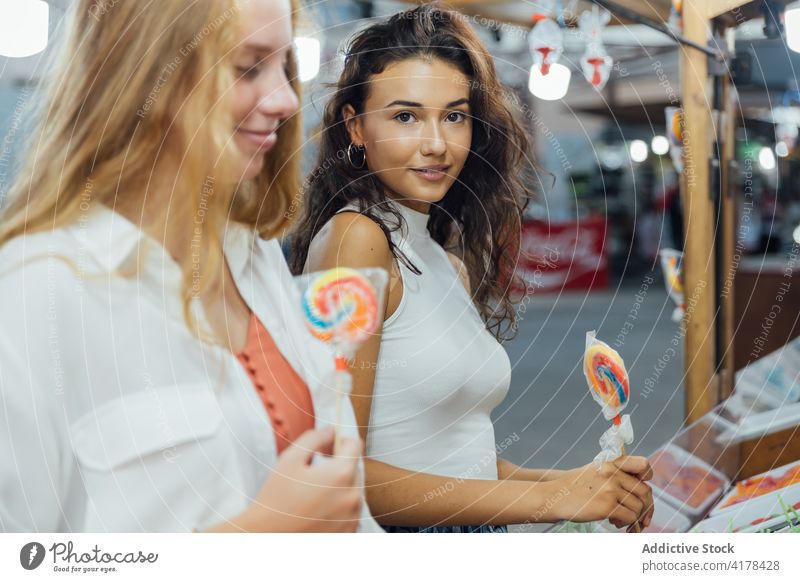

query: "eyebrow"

left=384, top=98, right=470, bottom=109
left=242, top=42, right=289, bottom=55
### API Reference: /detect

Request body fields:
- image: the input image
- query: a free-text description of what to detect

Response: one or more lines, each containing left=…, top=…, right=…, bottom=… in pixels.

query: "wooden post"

left=718, top=27, right=738, bottom=401
left=680, top=2, right=719, bottom=423
left=703, top=0, right=759, bottom=20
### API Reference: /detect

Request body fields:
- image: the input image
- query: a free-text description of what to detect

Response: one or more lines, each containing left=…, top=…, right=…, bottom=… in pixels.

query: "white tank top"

left=330, top=200, right=511, bottom=480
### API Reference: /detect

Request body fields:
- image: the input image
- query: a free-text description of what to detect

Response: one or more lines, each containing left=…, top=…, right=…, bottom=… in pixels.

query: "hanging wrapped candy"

left=578, top=6, right=613, bottom=90
left=668, top=0, right=683, bottom=32
left=666, top=106, right=684, bottom=173
left=528, top=1, right=563, bottom=76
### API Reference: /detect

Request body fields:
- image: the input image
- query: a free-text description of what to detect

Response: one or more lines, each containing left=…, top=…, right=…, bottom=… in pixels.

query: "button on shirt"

left=235, top=311, right=316, bottom=454
left=0, top=204, right=380, bottom=532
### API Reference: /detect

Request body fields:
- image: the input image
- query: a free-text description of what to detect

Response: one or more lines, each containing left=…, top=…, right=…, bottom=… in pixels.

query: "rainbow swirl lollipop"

left=659, top=249, right=685, bottom=322
left=301, top=267, right=379, bottom=348
left=583, top=331, right=639, bottom=534
left=669, top=108, right=683, bottom=146
left=666, top=106, right=684, bottom=173
left=664, top=253, right=683, bottom=296
left=583, top=336, right=629, bottom=422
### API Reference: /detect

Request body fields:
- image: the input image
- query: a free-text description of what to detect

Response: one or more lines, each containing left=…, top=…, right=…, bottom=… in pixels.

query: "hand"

left=610, top=456, right=654, bottom=532
left=554, top=455, right=654, bottom=531
left=212, top=427, right=364, bottom=532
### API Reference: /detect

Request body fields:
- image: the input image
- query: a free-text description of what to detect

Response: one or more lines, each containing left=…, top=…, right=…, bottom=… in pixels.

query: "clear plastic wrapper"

left=528, top=17, right=563, bottom=76
left=578, top=7, right=613, bottom=89
left=583, top=331, right=634, bottom=464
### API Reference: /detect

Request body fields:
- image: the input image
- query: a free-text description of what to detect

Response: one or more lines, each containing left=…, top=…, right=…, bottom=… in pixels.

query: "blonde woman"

left=0, top=0, right=379, bottom=533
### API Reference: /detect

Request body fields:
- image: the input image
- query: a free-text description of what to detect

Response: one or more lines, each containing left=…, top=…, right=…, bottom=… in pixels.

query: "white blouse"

left=331, top=201, right=512, bottom=480
left=0, top=204, right=381, bottom=532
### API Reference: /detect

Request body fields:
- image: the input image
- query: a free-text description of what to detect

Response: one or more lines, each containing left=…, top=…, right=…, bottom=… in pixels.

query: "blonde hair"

left=0, top=0, right=302, bottom=342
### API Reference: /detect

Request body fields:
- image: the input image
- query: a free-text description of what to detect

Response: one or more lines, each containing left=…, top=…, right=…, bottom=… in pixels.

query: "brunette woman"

left=292, top=5, right=653, bottom=533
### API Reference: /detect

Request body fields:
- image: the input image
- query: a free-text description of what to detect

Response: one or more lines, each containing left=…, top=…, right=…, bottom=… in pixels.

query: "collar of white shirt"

left=69, top=203, right=330, bottom=399
left=71, top=203, right=252, bottom=282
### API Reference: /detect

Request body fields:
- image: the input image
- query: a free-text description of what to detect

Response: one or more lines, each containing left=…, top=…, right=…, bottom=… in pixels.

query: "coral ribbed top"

left=236, top=311, right=316, bottom=453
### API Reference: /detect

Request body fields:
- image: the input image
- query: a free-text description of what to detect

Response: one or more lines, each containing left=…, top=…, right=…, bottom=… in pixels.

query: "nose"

left=419, top=120, right=447, bottom=157
left=254, top=68, right=299, bottom=121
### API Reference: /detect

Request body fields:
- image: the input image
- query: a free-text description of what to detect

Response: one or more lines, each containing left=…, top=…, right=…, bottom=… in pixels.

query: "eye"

left=446, top=111, right=467, bottom=123
left=393, top=111, right=416, bottom=124
left=282, top=56, right=293, bottom=80
left=236, top=64, right=260, bottom=80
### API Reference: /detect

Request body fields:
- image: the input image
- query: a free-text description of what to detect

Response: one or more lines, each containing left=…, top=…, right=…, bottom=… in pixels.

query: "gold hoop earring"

left=347, top=143, right=366, bottom=169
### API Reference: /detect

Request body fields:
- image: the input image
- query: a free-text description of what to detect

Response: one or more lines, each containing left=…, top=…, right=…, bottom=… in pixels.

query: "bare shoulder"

left=445, top=251, right=471, bottom=294
left=306, top=211, right=393, bottom=272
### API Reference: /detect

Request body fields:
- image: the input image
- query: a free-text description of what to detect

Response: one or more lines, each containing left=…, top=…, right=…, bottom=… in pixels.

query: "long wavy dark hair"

left=290, top=4, right=540, bottom=341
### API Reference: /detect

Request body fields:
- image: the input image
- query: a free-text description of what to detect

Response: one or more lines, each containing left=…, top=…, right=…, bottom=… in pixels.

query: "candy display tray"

left=709, top=459, right=800, bottom=517
left=648, top=443, right=730, bottom=519
left=694, top=489, right=800, bottom=533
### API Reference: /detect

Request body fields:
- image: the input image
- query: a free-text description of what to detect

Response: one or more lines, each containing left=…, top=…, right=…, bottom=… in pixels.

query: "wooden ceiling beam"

left=397, top=0, right=673, bottom=28
left=397, top=0, right=774, bottom=30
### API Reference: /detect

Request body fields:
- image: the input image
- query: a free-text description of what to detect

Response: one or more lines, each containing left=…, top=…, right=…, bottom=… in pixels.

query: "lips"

left=410, top=165, right=451, bottom=182
left=237, top=127, right=278, bottom=151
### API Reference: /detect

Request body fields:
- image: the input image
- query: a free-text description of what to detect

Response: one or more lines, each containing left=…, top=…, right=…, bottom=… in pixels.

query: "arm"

left=496, top=458, right=565, bottom=482
left=304, top=214, right=652, bottom=528
left=363, top=457, right=564, bottom=526
left=306, top=212, right=398, bottom=442
left=363, top=452, right=653, bottom=528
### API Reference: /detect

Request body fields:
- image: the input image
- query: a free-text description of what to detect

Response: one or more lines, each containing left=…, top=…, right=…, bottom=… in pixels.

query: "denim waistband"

left=382, top=524, right=508, bottom=533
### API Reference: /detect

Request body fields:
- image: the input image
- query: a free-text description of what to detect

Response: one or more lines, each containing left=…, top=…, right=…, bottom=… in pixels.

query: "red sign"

left=516, top=217, right=609, bottom=293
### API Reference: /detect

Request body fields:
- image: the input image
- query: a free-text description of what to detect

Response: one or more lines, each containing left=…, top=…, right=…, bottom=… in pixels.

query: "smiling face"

left=229, top=0, right=299, bottom=182
left=343, top=58, right=473, bottom=213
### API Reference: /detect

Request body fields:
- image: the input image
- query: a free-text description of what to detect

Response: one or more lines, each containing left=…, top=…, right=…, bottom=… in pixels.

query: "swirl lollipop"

left=666, top=106, right=684, bottom=172
left=302, top=267, right=380, bottom=348
left=668, top=0, right=683, bottom=32
left=659, top=249, right=685, bottom=323
left=297, top=267, right=387, bottom=452
left=583, top=331, right=641, bottom=532
left=585, top=342, right=629, bottom=423
left=663, top=254, right=683, bottom=296
left=583, top=331, right=634, bottom=455
left=584, top=330, right=639, bottom=530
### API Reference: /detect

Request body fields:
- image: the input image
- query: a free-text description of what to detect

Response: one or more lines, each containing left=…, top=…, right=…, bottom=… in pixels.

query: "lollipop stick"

left=334, top=388, right=342, bottom=453
left=333, top=355, right=350, bottom=455
left=617, top=442, right=643, bottom=533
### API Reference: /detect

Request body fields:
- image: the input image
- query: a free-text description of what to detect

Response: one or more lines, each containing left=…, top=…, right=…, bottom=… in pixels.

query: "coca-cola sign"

left=517, top=218, right=609, bottom=293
